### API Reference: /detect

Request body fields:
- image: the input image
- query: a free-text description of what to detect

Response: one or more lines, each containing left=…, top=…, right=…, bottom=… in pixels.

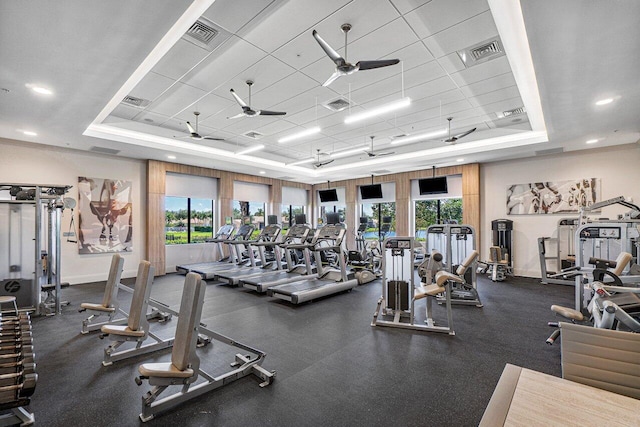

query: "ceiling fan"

left=228, top=80, right=286, bottom=119
left=443, top=117, right=476, bottom=145
left=364, top=136, right=395, bottom=157
left=177, top=111, right=224, bottom=141
left=312, top=23, right=400, bottom=87
left=313, top=149, right=334, bottom=168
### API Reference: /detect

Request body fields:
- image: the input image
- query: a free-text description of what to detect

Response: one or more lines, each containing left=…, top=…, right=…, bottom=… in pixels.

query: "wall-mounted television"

left=319, top=188, right=338, bottom=202
left=360, top=184, right=383, bottom=200
left=418, top=177, right=448, bottom=195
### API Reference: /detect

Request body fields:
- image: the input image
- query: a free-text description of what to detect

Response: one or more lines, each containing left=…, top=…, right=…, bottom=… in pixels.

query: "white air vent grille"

left=90, top=146, right=120, bottom=155
left=181, top=17, right=227, bottom=51
left=323, top=97, right=351, bottom=112
left=457, top=37, right=505, bottom=68
left=121, top=95, right=150, bottom=108
left=243, top=131, right=264, bottom=140
left=501, top=107, right=526, bottom=118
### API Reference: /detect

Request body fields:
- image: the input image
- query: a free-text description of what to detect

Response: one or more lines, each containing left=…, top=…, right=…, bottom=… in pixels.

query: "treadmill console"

left=385, top=239, right=412, bottom=249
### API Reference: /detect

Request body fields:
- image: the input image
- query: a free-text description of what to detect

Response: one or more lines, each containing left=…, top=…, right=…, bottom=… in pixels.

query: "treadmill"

left=189, top=223, right=256, bottom=280
left=268, top=218, right=358, bottom=304
left=215, top=221, right=282, bottom=286
left=241, top=223, right=314, bottom=293
left=176, top=224, right=235, bottom=274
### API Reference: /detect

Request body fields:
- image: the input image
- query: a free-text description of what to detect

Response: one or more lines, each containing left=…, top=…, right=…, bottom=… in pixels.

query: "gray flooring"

left=28, top=272, right=573, bottom=426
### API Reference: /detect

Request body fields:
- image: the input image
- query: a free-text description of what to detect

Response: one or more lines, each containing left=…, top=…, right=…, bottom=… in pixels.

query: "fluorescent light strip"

left=390, top=129, right=448, bottom=145
left=330, top=145, right=367, bottom=158
left=344, top=97, right=411, bottom=125
left=278, top=126, right=321, bottom=144
left=288, top=157, right=315, bottom=166
left=236, top=144, right=265, bottom=155
left=22, top=131, right=38, bottom=136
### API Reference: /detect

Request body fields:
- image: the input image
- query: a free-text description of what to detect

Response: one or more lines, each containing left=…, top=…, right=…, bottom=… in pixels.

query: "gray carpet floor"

left=27, top=271, right=573, bottom=426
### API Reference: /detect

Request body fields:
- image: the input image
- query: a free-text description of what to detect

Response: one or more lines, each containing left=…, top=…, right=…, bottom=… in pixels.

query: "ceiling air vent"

left=457, top=37, right=505, bottom=68
left=498, top=107, right=526, bottom=118
left=323, top=97, right=351, bottom=112
left=183, top=17, right=220, bottom=50
left=243, top=131, right=264, bottom=140
left=121, top=95, right=150, bottom=108
left=90, top=146, right=120, bottom=155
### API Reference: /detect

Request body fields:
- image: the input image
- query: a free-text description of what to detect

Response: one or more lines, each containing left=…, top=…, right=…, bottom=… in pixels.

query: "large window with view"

left=360, top=202, right=396, bottom=240
left=233, top=200, right=265, bottom=238
left=165, top=197, right=214, bottom=244
left=281, top=205, right=305, bottom=230
left=412, top=175, right=463, bottom=241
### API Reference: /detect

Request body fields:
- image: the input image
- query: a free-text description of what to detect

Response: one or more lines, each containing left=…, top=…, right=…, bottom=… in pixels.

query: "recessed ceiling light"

left=259, top=171, right=266, bottom=175
left=288, top=157, right=315, bottom=166
left=330, top=145, right=367, bottom=159
left=26, top=84, right=53, bottom=95
left=22, top=131, right=37, bottom=136
left=595, top=98, right=613, bottom=106
left=278, top=126, right=321, bottom=144
left=167, top=155, right=176, bottom=159
left=585, top=139, right=598, bottom=144
left=236, top=144, right=265, bottom=155
left=456, top=158, right=464, bottom=162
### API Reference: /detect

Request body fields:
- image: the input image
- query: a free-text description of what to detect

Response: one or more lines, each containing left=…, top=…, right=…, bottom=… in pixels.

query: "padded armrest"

left=138, top=362, right=194, bottom=378
left=435, top=271, right=465, bottom=285
left=550, top=304, right=584, bottom=321
left=414, top=283, right=445, bottom=299
left=80, top=302, right=115, bottom=312
left=100, top=324, right=145, bottom=337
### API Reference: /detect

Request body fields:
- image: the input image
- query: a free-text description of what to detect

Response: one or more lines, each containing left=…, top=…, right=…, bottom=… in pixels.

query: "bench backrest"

left=102, top=254, right=124, bottom=308
left=128, top=261, right=154, bottom=331
left=171, top=273, right=205, bottom=371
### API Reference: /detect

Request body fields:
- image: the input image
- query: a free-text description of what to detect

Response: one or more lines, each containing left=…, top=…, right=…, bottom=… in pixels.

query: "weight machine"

left=0, top=183, right=72, bottom=315
left=479, top=219, right=513, bottom=281
left=538, top=218, right=580, bottom=286
left=423, top=224, right=481, bottom=306
left=371, top=236, right=454, bottom=334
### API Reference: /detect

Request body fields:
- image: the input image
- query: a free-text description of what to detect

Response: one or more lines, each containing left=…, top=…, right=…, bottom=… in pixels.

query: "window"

left=319, top=205, right=346, bottom=225
left=165, top=197, right=214, bottom=244
left=233, top=200, right=265, bottom=238
left=414, top=198, right=462, bottom=241
left=282, top=205, right=305, bottom=230
left=360, top=202, right=396, bottom=240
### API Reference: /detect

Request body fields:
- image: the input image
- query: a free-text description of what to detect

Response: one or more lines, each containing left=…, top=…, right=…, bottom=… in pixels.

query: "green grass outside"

left=165, top=230, right=213, bottom=245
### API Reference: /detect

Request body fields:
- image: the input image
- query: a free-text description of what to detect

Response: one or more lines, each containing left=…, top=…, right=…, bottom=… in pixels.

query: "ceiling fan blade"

left=453, top=127, right=477, bottom=140
left=202, top=136, right=225, bottom=141
left=357, top=59, right=400, bottom=70
left=258, top=110, right=287, bottom=116
left=229, top=89, right=248, bottom=108
left=314, top=159, right=335, bottom=168
left=322, top=71, right=342, bottom=87
left=227, top=113, right=246, bottom=119
left=312, top=30, right=344, bottom=65
left=185, top=121, right=197, bottom=135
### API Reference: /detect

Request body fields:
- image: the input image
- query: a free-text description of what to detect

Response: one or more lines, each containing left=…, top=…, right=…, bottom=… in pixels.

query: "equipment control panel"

left=579, top=226, right=621, bottom=239
left=384, top=238, right=412, bottom=249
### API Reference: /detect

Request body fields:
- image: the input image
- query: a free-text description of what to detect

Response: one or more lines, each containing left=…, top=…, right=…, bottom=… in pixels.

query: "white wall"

left=481, top=144, right=640, bottom=277
left=0, top=138, right=146, bottom=284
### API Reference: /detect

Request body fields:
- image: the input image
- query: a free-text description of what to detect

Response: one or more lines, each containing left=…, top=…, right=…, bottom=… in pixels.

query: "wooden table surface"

left=480, top=364, right=640, bottom=426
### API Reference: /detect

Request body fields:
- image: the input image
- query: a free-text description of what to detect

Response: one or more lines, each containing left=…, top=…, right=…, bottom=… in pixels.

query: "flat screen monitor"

left=418, top=177, right=448, bottom=195
left=319, top=189, right=338, bottom=202
left=360, top=184, right=383, bottom=200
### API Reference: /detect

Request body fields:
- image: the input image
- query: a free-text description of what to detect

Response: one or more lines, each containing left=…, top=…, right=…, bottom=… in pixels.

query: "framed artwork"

left=78, top=177, right=133, bottom=253
left=506, top=178, right=599, bottom=215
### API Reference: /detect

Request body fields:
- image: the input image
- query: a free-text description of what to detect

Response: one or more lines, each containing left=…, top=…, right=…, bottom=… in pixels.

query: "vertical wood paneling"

left=345, top=181, right=357, bottom=248
left=147, top=161, right=166, bottom=275
left=462, top=163, right=481, bottom=251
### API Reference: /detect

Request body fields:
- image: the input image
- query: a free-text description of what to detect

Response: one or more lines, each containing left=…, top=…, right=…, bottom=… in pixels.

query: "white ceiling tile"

left=422, top=10, right=498, bottom=58
left=181, top=36, right=267, bottom=93
left=175, top=92, right=235, bottom=122
left=128, top=72, right=176, bottom=103
left=241, top=0, right=348, bottom=52
left=202, top=0, right=279, bottom=34
left=152, top=39, right=211, bottom=81
left=475, top=97, right=525, bottom=116
left=404, top=0, right=489, bottom=39
left=459, top=72, right=516, bottom=97
left=147, top=82, right=207, bottom=117
left=438, top=52, right=466, bottom=74
left=450, top=55, right=511, bottom=86
left=389, top=0, right=432, bottom=15
left=468, top=85, right=521, bottom=108
left=250, top=72, right=319, bottom=108
left=109, top=105, right=140, bottom=121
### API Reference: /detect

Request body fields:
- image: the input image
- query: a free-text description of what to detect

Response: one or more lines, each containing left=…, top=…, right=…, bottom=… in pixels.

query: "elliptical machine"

left=348, top=217, right=381, bottom=284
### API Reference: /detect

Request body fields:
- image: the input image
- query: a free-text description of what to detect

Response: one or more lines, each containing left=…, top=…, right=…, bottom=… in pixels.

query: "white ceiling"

left=1, top=0, right=638, bottom=184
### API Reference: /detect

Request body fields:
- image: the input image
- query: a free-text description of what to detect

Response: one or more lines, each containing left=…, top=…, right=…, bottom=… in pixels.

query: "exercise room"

left=1, top=0, right=639, bottom=425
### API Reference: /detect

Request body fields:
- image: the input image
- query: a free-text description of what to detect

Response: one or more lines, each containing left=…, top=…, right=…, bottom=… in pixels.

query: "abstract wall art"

left=506, top=178, right=599, bottom=215
left=78, top=177, right=133, bottom=253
